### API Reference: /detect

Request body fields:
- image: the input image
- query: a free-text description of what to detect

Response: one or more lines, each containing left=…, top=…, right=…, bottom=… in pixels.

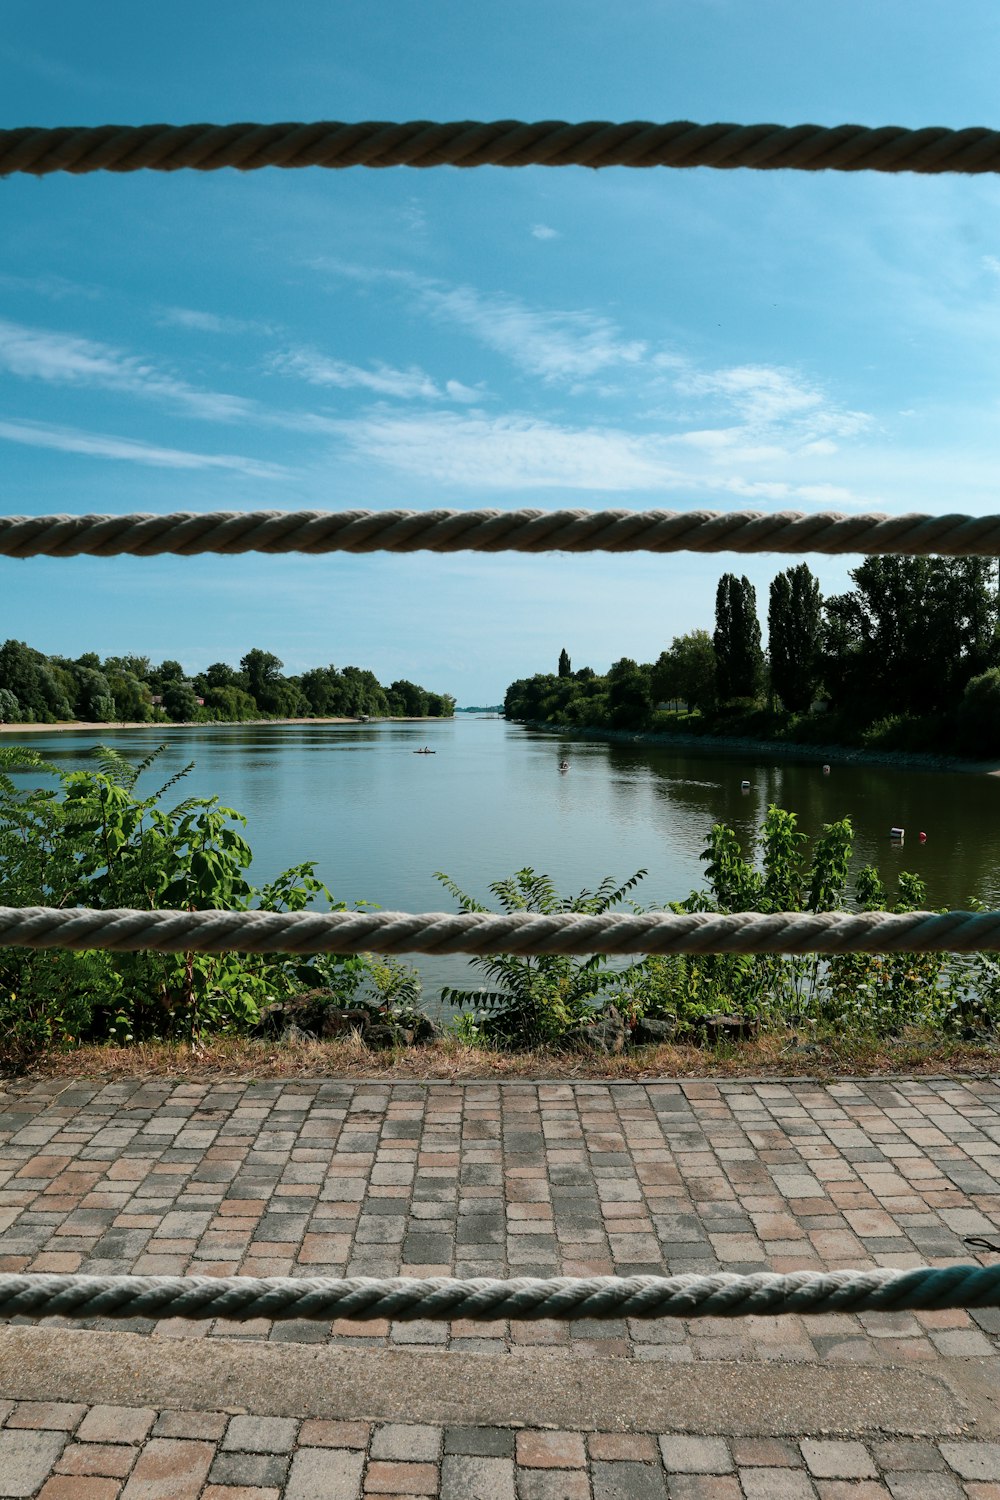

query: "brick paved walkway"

left=0, top=1075, right=998, bottom=1496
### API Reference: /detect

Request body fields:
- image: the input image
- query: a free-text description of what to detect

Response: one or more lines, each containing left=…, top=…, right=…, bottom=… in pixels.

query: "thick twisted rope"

left=2, top=905, right=1000, bottom=956
left=0, top=1267, right=998, bottom=1322
left=5, top=119, right=1000, bottom=177
left=5, top=509, right=1000, bottom=558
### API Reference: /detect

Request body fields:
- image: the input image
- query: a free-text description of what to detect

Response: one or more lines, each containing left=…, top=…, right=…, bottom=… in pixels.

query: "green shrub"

left=0, top=744, right=418, bottom=1059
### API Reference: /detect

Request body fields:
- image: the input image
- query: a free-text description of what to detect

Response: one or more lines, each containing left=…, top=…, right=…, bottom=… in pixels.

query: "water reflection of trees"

left=602, top=742, right=1000, bottom=910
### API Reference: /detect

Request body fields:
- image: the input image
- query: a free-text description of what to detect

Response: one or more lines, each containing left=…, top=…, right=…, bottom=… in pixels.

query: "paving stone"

left=739, top=1469, right=817, bottom=1499
left=208, top=1451, right=289, bottom=1487
left=440, top=1453, right=516, bottom=1500
left=0, top=1429, right=69, bottom=1497
left=56, top=1440, right=137, bottom=1476
left=588, top=1434, right=659, bottom=1462
left=4, top=1402, right=85, bottom=1431
left=939, top=1445, right=1000, bottom=1481
left=297, top=1420, right=370, bottom=1449
left=659, top=1435, right=733, bottom=1473
left=517, top=1431, right=587, bottom=1468
left=284, top=1447, right=365, bottom=1499
left=518, top=1469, right=592, bottom=1499
left=364, top=1458, right=439, bottom=1492
left=221, top=1415, right=297, bottom=1453
left=69, top=1406, right=154, bottom=1448
left=883, top=1473, right=962, bottom=1498
left=801, top=1439, right=878, bottom=1479
left=369, top=1422, right=440, bottom=1461
left=36, top=1479, right=121, bottom=1500
left=119, top=1437, right=215, bottom=1499
left=667, top=1479, right=744, bottom=1499
left=591, top=1459, right=669, bottom=1499
left=150, top=1411, right=227, bottom=1440
left=444, top=1426, right=515, bottom=1457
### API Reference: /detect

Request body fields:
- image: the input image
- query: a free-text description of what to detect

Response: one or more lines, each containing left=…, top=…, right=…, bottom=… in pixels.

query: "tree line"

left=0, top=640, right=455, bottom=725
left=505, top=557, right=1000, bottom=754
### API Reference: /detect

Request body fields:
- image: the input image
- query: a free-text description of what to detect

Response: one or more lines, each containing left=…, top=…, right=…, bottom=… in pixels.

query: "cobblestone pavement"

left=1, top=1075, right=999, bottom=1496
left=1, top=1398, right=1000, bottom=1499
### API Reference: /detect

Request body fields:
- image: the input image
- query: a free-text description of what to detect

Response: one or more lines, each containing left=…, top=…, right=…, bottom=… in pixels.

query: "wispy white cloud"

left=329, top=407, right=870, bottom=503
left=271, top=347, right=480, bottom=403
left=333, top=410, right=674, bottom=489
left=415, top=282, right=647, bottom=385
left=0, top=272, right=102, bottom=301
left=0, top=417, right=285, bottom=476
left=676, top=363, right=868, bottom=438
left=531, top=224, right=560, bottom=241
left=310, top=260, right=648, bottom=386
left=157, top=306, right=275, bottom=336
left=0, top=318, right=255, bottom=422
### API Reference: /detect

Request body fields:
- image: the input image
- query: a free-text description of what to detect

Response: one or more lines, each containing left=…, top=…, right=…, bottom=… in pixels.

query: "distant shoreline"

left=518, top=720, right=1000, bottom=778
left=0, top=715, right=450, bottom=735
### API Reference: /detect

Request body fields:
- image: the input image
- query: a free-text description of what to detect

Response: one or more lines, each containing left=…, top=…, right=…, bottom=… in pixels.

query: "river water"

left=5, top=718, right=1000, bottom=1005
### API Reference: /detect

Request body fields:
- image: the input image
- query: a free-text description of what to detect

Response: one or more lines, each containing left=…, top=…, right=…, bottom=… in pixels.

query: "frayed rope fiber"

left=1, top=1267, right=999, bottom=1322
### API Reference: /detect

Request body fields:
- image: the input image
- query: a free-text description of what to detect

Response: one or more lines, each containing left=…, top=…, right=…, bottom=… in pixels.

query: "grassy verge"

left=5, top=1032, right=997, bottom=1082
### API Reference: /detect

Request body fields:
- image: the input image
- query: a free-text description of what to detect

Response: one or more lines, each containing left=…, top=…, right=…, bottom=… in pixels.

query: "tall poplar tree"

left=714, top=574, right=764, bottom=702
left=768, top=564, right=823, bottom=711
left=558, top=648, right=572, bottom=678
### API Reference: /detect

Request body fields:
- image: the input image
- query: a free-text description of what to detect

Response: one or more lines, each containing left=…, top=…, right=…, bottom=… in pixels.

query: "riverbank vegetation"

left=0, top=639, right=454, bottom=725
left=505, top=557, right=1000, bottom=757
left=0, top=745, right=433, bottom=1061
left=1, top=743, right=996, bottom=1069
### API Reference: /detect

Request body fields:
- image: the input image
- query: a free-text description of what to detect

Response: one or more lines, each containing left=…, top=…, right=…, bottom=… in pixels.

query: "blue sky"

left=3, top=1, right=1000, bottom=703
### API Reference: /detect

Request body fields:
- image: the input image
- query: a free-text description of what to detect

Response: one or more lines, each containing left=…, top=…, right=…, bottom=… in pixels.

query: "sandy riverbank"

left=0, top=715, right=447, bottom=734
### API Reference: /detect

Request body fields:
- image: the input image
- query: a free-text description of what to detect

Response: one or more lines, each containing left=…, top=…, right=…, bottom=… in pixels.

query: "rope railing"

left=5, top=107, right=1000, bottom=1353
left=5, top=118, right=1000, bottom=177
left=1, top=1266, right=999, bottom=1322
left=5, top=508, right=1000, bottom=558
left=1, top=905, right=999, bottom=956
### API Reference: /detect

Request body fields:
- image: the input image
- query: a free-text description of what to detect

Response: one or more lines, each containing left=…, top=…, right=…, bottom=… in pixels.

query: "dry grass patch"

left=5, top=1031, right=997, bottom=1083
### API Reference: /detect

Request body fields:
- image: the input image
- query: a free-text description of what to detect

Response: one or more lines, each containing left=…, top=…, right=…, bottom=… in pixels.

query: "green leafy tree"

left=107, top=672, right=153, bottom=723
left=390, top=679, right=430, bottom=717
left=957, top=667, right=1000, bottom=754
left=72, top=667, right=116, bottom=723
left=714, top=575, right=763, bottom=702
left=103, top=655, right=152, bottom=682
left=651, top=631, right=717, bottom=711
left=768, top=564, right=823, bottom=711
left=202, top=686, right=259, bottom=721
left=149, top=659, right=185, bottom=694
left=0, top=640, right=73, bottom=721
left=606, top=657, right=653, bottom=729
left=558, top=648, right=572, bottom=678
left=162, top=681, right=201, bottom=722
left=240, top=649, right=285, bottom=710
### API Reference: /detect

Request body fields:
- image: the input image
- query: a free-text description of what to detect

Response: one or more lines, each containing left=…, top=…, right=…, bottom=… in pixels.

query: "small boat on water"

left=559, top=760, right=569, bottom=773
left=414, top=747, right=436, bottom=754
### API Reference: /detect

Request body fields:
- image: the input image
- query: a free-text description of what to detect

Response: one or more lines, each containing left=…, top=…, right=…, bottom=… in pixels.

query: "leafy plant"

left=0, top=744, right=417, bottom=1058
left=436, top=866, right=647, bottom=1047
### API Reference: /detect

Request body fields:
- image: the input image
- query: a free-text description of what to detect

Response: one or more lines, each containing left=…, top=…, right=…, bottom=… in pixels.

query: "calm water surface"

left=6, top=718, right=1000, bottom=1003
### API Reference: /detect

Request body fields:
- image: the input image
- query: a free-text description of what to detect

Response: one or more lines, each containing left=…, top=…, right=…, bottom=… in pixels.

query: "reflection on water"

left=5, top=719, right=1000, bottom=1004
